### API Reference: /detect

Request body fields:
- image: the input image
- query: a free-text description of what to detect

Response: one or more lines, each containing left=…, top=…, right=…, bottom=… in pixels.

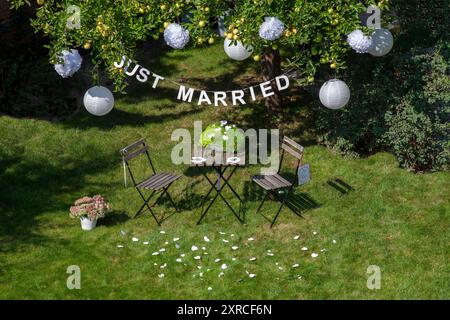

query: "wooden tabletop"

left=190, top=151, right=246, bottom=167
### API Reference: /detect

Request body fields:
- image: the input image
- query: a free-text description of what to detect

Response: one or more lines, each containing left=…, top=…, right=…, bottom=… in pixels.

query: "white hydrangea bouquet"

left=199, top=121, right=245, bottom=152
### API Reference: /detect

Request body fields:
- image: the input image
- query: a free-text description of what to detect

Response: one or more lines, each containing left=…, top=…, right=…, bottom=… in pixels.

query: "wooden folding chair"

left=120, top=139, right=181, bottom=226
left=251, top=136, right=304, bottom=228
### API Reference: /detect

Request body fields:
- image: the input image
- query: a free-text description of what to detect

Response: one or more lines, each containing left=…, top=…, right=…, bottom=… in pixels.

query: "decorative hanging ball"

left=347, top=30, right=373, bottom=53
left=83, top=86, right=115, bottom=116
left=259, top=17, right=285, bottom=41
left=223, top=39, right=254, bottom=61
left=319, top=79, right=350, bottom=110
left=369, top=28, right=394, bottom=57
left=163, top=23, right=190, bottom=49
left=54, top=49, right=82, bottom=78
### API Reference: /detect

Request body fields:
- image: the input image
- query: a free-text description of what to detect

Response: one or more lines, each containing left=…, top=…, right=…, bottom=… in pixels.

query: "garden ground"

left=0, top=44, right=448, bottom=299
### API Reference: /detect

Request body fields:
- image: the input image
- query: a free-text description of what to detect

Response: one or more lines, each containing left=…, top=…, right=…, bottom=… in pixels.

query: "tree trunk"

left=261, top=49, right=283, bottom=114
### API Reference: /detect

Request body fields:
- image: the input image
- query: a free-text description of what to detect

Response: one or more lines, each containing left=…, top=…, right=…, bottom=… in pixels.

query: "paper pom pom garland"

left=163, top=23, right=190, bottom=49
left=224, top=39, right=254, bottom=61
left=347, top=30, right=373, bottom=53
left=259, top=17, right=285, bottom=41
left=369, top=28, right=394, bottom=57
left=83, top=86, right=115, bottom=116
left=319, top=79, right=350, bottom=110
left=54, top=49, right=82, bottom=78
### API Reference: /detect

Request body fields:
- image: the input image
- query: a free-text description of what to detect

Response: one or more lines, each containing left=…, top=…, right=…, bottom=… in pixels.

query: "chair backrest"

left=120, top=139, right=156, bottom=185
left=279, top=136, right=304, bottom=179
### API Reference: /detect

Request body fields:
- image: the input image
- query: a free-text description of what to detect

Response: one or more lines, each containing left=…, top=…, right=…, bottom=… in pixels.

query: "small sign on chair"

left=298, top=163, right=311, bottom=185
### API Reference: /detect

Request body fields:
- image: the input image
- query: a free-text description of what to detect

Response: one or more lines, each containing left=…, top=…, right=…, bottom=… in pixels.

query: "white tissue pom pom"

left=347, top=30, right=373, bottom=53
left=54, top=49, right=82, bottom=78
left=259, top=17, right=284, bottom=41
left=164, top=23, right=190, bottom=49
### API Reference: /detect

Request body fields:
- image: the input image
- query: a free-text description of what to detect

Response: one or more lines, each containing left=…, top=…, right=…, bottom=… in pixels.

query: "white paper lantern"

left=164, top=23, right=190, bottom=49
left=369, top=28, right=394, bottom=57
left=347, top=30, right=373, bottom=53
left=224, top=39, right=254, bottom=61
left=259, top=17, right=284, bottom=41
left=54, top=49, right=82, bottom=78
left=83, top=86, right=115, bottom=116
left=319, top=79, right=350, bottom=110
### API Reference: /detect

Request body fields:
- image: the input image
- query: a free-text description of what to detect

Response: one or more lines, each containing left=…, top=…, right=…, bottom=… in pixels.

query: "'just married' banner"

left=114, top=56, right=291, bottom=106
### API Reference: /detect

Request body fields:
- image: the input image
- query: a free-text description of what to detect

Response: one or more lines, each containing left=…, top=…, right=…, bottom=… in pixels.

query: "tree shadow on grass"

left=0, top=147, right=119, bottom=254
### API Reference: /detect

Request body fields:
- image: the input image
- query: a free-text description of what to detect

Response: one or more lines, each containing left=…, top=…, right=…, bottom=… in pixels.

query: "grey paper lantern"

left=83, top=86, right=115, bottom=116
left=319, top=79, right=350, bottom=110
left=369, top=28, right=394, bottom=57
left=224, top=39, right=254, bottom=61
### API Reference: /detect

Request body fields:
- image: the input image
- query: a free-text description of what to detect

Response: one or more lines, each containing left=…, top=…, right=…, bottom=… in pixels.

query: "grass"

left=0, top=44, right=449, bottom=299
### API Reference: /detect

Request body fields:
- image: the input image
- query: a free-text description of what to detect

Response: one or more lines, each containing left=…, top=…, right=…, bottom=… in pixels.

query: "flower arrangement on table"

left=199, top=121, right=245, bottom=153
left=70, top=195, right=111, bottom=230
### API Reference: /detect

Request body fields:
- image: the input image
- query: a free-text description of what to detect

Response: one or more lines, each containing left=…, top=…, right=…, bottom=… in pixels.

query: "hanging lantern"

left=83, top=86, right=115, bottom=116
left=319, top=79, right=350, bottom=110
left=259, top=17, right=284, bottom=41
left=223, top=39, right=254, bottom=61
left=54, top=49, right=82, bottom=78
left=369, top=28, right=394, bottom=57
left=163, top=23, right=190, bottom=49
left=347, top=30, right=373, bottom=53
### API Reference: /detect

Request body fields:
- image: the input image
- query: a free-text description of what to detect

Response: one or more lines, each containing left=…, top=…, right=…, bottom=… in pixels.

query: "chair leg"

left=256, top=190, right=269, bottom=215
left=163, top=187, right=179, bottom=212
left=270, top=189, right=292, bottom=228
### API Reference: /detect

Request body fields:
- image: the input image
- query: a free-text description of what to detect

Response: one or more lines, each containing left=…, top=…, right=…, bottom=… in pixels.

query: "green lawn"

left=0, top=44, right=448, bottom=299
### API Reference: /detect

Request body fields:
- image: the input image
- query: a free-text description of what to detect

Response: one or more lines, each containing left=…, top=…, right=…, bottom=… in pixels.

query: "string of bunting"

left=114, top=56, right=296, bottom=107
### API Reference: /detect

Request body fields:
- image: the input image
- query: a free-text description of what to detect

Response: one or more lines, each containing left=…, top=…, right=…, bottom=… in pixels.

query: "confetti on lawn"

left=160, top=231, right=166, bottom=234
left=231, top=246, right=239, bottom=251
left=191, top=245, right=198, bottom=251
left=214, top=259, right=221, bottom=263
left=152, top=252, right=160, bottom=256
left=132, top=237, right=139, bottom=242
left=292, top=264, right=299, bottom=268
left=332, top=240, right=337, bottom=244
left=173, top=237, right=180, bottom=242
left=204, top=236, right=210, bottom=242
left=194, top=256, right=201, bottom=260
left=266, top=252, right=274, bottom=256
left=158, top=274, right=165, bottom=278
left=180, top=254, right=186, bottom=257
left=159, top=248, right=166, bottom=252
left=311, top=253, right=319, bottom=258
left=320, top=249, right=326, bottom=252
left=117, top=245, right=124, bottom=248
left=160, top=263, right=167, bottom=269
left=249, top=257, right=257, bottom=261
left=176, top=258, right=182, bottom=263
left=232, top=258, right=237, bottom=261
left=219, top=232, right=226, bottom=235
left=293, top=235, right=300, bottom=240
left=248, top=273, right=256, bottom=278
left=219, top=272, right=224, bottom=277
left=248, top=237, right=255, bottom=241
left=221, top=264, right=228, bottom=270
left=301, top=247, right=308, bottom=251
left=208, top=287, right=212, bottom=291
left=143, top=242, right=149, bottom=245
left=313, top=231, right=318, bottom=235
left=175, top=243, right=181, bottom=249
left=222, top=239, right=229, bottom=243
left=120, top=230, right=126, bottom=236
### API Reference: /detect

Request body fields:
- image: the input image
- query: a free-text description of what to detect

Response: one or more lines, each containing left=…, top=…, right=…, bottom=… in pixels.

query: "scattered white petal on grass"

left=173, top=237, right=180, bottom=242
left=152, top=252, right=160, bottom=256
left=278, top=267, right=284, bottom=270
left=267, top=249, right=272, bottom=252
left=194, top=256, right=201, bottom=260
left=249, top=257, right=257, bottom=261
left=293, top=235, right=300, bottom=240
left=311, top=253, right=319, bottom=258
left=222, top=239, right=229, bottom=243
left=153, top=263, right=158, bottom=266
left=298, top=276, right=303, bottom=280
left=175, top=243, right=181, bottom=249
left=248, top=237, right=255, bottom=241
left=313, top=231, right=317, bottom=235
left=199, top=272, right=203, bottom=277
left=204, top=236, right=210, bottom=242
left=214, top=259, right=221, bottom=263
left=231, top=246, right=239, bottom=251
left=301, top=247, right=308, bottom=251
left=207, top=268, right=211, bottom=272
left=203, top=252, right=208, bottom=255
left=158, top=274, right=165, bottom=278
left=219, top=232, right=226, bottom=235
left=117, top=245, right=124, bottom=248
left=248, top=273, right=256, bottom=278
left=164, top=241, right=169, bottom=245
left=180, top=254, right=186, bottom=257
left=208, top=287, right=212, bottom=291
left=143, top=242, right=149, bottom=245
left=320, top=249, right=327, bottom=252
left=232, top=258, right=237, bottom=261
left=160, top=231, right=166, bottom=234
left=292, top=264, right=300, bottom=268
left=176, top=258, right=182, bottom=263
left=202, top=247, right=206, bottom=251
left=275, top=262, right=279, bottom=266
left=266, top=252, right=274, bottom=256
left=120, top=230, right=126, bottom=236
left=191, top=245, right=198, bottom=251
left=230, top=234, right=235, bottom=237
left=221, top=264, right=228, bottom=270
left=159, top=248, right=166, bottom=252
left=218, top=272, right=224, bottom=278
left=332, top=239, right=337, bottom=244
left=160, top=263, right=167, bottom=269
left=132, top=237, right=139, bottom=242
left=197, top=266, right=202, bottom=270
